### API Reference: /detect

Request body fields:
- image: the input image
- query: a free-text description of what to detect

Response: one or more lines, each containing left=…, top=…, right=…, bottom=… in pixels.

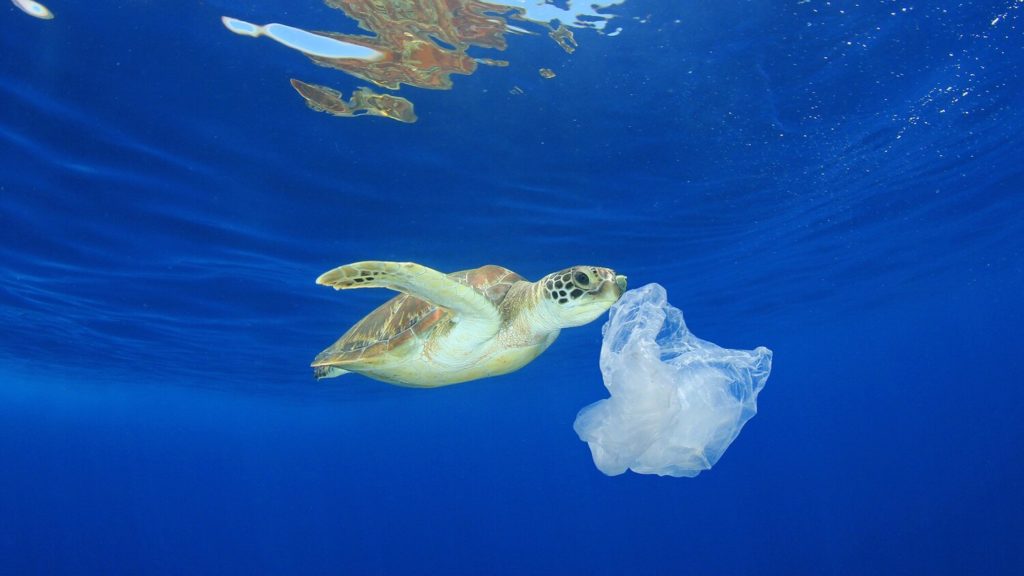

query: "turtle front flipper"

left=316, top=261, right=501, bottom=326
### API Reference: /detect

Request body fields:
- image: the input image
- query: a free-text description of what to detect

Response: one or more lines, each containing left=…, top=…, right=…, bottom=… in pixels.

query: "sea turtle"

left=311, top=261, right=628, bottom=387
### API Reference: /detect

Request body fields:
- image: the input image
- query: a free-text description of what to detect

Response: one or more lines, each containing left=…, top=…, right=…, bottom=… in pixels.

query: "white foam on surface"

left=12, top=0, right=53, bottom=20
left=221, top=17, right=383, bottom=60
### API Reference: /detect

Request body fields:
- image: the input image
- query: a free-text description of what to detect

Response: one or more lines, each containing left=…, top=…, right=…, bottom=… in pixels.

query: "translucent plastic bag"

left=574, top=284, right=772, bottom=477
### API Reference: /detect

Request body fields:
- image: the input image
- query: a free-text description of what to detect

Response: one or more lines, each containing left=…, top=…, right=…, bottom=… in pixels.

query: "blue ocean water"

left=2, top=0, right=1023, bottom=573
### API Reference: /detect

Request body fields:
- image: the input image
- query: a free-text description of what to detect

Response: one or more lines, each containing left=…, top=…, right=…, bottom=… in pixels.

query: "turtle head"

left=539, top=266, right=627, bottom=328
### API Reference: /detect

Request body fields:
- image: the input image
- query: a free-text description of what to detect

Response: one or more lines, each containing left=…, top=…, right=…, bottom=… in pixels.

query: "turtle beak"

left=615, top=275, right=628, bottom=293
left=601, top=274, right=627, bottom=300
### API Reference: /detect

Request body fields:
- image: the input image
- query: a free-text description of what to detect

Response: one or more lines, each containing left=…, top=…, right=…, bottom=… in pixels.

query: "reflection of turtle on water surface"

left=312, top=261, right=628, bottom=387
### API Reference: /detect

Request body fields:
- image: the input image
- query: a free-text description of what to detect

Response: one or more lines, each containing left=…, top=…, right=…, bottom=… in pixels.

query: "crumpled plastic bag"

left=574, top=283, right=772, bottom=477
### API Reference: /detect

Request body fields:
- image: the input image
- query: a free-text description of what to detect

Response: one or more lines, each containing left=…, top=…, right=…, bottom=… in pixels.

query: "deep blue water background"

left=2, top=0, right=1023, bottom=574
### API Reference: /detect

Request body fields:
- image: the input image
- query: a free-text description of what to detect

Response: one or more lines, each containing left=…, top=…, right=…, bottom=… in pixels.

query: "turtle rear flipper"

left=313, top=365, right=349, bottom=380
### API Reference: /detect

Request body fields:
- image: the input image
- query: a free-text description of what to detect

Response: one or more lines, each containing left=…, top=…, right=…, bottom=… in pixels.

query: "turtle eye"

left=574, top=271, right=590, bottom=286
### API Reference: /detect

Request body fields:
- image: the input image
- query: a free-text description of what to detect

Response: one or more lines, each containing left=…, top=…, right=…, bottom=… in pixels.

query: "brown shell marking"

left=312, top=265, right=525, bottom=368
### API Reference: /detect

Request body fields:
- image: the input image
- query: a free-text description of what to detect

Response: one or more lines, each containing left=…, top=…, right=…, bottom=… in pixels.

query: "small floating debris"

left=221, top=16, right=383, bottom=61
left=539, top=68, right=556, bottom=79
left=509, top=85, right=524, bottom=95
left=12, top=0, right=53, bottom=19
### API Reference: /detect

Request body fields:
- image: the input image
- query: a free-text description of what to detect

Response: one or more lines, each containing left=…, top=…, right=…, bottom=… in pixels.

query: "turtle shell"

left=312, top=265, right=525, bottom=367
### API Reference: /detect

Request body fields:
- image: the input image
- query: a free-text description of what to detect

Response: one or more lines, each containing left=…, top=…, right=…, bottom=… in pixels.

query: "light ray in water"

left=11, top=0, right=53, bottom=20
left=221, top=17, right=384, bottom=61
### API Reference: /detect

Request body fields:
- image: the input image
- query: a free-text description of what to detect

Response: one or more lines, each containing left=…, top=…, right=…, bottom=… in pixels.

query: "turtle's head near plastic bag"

left=538, top=266, right=628, bottom=328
